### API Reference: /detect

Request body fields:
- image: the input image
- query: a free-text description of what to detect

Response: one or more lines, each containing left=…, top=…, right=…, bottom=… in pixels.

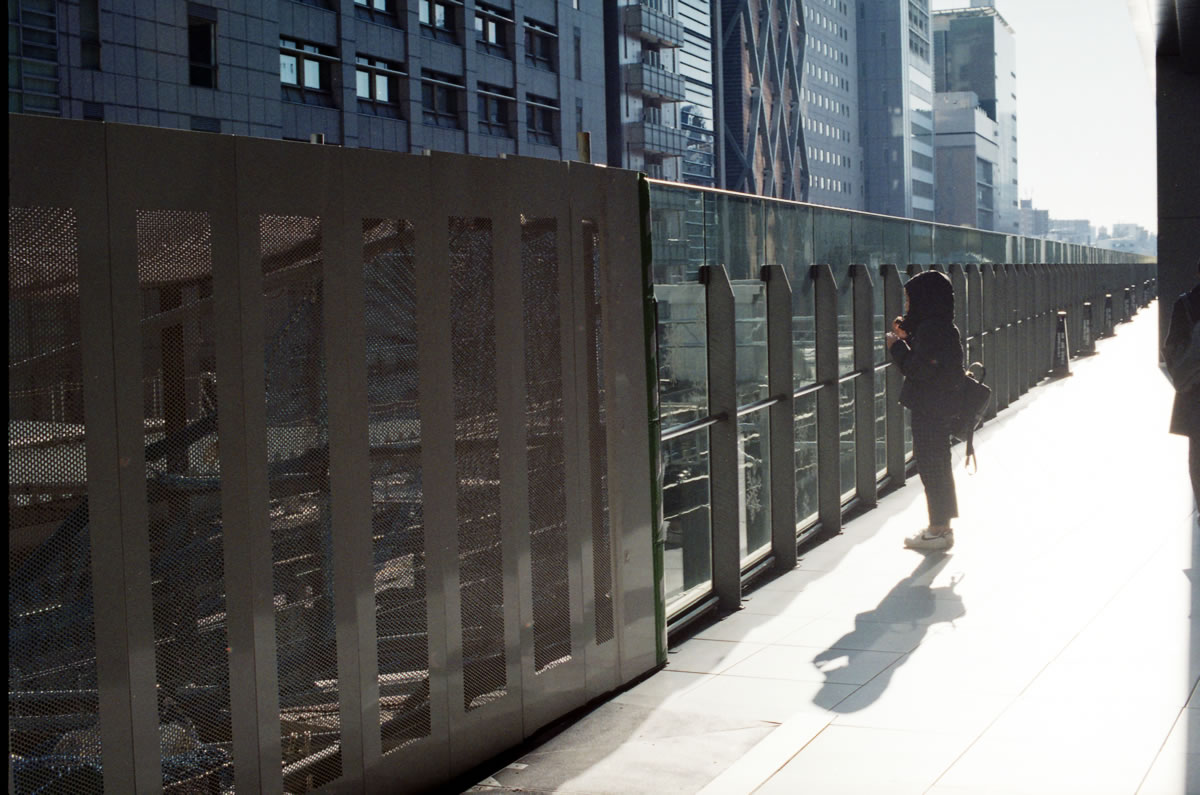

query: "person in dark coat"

left=886, top=270, right=965, bottom=551
left=1164, top=261, right=1200, bottom=506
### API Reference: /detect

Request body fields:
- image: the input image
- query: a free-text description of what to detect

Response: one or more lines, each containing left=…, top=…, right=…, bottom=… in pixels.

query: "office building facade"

left=604, top=0, right=693, bottom=179
left=9, top=0, right=605, bottom=162
left=932, top=2, right=1019, bottom=233
left=800, top=0, right=863, bottom=208
left=932, top=89, right=998, bottom=229
left=856, top=0, right=934, bottom=220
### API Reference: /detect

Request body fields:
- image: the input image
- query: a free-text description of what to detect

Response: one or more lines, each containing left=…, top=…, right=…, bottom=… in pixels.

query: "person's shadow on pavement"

left=812, top=553, right=965, bottom=711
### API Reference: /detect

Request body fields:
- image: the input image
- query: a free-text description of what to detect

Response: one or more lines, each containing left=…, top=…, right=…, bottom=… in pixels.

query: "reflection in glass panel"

left=765, top=202, right=812, bottom=271
left=910, top=223, right=933, bottom=266
left=662, top=429, right=711, bottom=605
left=650, top=184, right=707, bottom=284
left=739, top=409, right=771, bottom=561
left=812, top=207, right=851, bottom=268
left=876, top=372, right=887, bottom=478
left=790, top=253, right=817, bottom=390
left=836, top=266, right=854, bottom=374
left=714, top=193, right=762, bottom=280
left=839, top=379, right=856, bottom=501
left=794, top=393, right=818, bottom=527
left=904, top=406, right=913, bottom=458
left=733, top=281, right=768, bottom=405
left=935, top=225, right=967, bottom=265
left=850, top=215, right=882, bottom=269
left=655, top=283, right=707, bottom=428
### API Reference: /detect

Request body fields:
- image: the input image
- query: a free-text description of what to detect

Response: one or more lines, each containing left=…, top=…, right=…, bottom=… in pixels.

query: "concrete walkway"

left=466, top=301, right=1199, bottom=795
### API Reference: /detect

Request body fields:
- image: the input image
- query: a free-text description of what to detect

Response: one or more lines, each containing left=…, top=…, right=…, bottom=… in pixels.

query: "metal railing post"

left=701, top=264, right=741, bottom=611
left=1004, top=264, right=1019, bottom=408
left=882, top=264, right=906, bottom=486
left=851, top=264, right=877, bottom=507
left=813, top=264, right=842, bottom=538
left=966, top=264, right=984, bottom=372
left=980, top=264, right=998, bottom=420
left=994, top=264, right=1011, bottom=411
left=763, top=265, right=797, bottom=570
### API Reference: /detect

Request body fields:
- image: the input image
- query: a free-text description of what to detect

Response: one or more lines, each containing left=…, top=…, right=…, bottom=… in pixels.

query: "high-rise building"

left=800, top=0, right=863, bottom=208
left=676, top=0, right=719, bottom=186
left=856, top=0, right=935, bottom=220
left=604, top=0, right=692, bottom=179
left=9, top=0, right=605, bottom=162
left=932, top=2, right=1020, bottom=233
left=1019, top=198, right=1049, bottom=237
left=718, top=0, right=811, bottom=199
left=932, top=90, right=998, bottom=229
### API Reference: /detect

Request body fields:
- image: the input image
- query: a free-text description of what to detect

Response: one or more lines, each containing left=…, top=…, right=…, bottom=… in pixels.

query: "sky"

left=929, top=0, right=1158, bottom=234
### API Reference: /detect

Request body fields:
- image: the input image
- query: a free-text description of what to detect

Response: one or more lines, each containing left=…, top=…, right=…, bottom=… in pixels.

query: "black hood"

left=902, top=270, right=955, bottom=331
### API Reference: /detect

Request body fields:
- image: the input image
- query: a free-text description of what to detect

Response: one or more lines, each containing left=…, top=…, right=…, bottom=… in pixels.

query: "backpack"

left=949, top=362, right=991, bottom=472
left=1168, top=300, right=1200, bottom=393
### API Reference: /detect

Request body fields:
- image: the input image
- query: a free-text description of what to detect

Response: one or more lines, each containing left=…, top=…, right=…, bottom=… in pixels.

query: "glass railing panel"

left=734, top=281, right=768, bottom=404
left=836, top=265, right=854, bottom=374
left=713, top=192, right=763, bottom=281
left=794, top=391, right=819, bottom=527
left=935, top=224, right=968, bottom=265
left=649, top=182, right=707, bottom=284
left=875, top=368, right=888, bottom=479
left=850, top=214, right=882, bottom=269
left=662, top=428, right=711, bottom=606
left=910, top=222, right=934, bottom=266
left=655, top=283, right=708, bottom=428
left=839, top=378, right=857, bottom=501
left=738, top=408, right=771, bottom=561
left=813, top=205, right=851, bottom=268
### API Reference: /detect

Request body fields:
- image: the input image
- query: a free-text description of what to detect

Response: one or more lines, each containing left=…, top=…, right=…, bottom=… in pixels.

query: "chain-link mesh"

left=136, top=210, right=234, bottom=792
left=362, top=219, right=431, bottom=753
left=8, top=207, right=105, bottom=793
left=582, top=221, right=614, bottom=645
left=521, top=217, right=571, bottom=674
left=259, top=215, right=341, bottom=791
left=449, top=217, right=507, bottom=711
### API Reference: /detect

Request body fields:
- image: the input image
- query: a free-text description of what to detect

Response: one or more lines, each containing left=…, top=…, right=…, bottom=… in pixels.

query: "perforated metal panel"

left=520, top=216, right=571, bottom=674
left=449, top=217, right=507, bottom=711
left=8, top=207, right=105, bottom=793
left=361, top=219, right=432, bottom=753
left=135, top=210, right=235, bottom=792
left=259, top=215, right=342, bottom=791
left=582, top=220, right=614, bottom=645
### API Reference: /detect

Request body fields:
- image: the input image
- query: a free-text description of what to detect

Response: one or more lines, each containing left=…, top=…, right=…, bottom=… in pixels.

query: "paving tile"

left=775, top=616, right=930, bottom=654
left=690, top=609, right=816, bottom=644
left=609, top=670, right=713, bottom=710
left=755, top=726, right=973, bottom=795
left=930, top=738, right=1155, bottom=795
left=721, top=642, right=903, bottom=686
left=1137, top=753, right=1200, bottom=794
left=676, top=672, right=860, bottom=720
left=830, top=677, right=1015, bottom=736
left=664, top=638, right=766, bottom=675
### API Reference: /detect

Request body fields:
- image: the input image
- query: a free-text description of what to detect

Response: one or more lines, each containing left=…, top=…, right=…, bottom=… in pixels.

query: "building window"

left=354, top=0, right=401, bottom=26
left=524, top=20, right=557, bottom=71
left=420, top=0, right=458, bottom=42
left=526, top=94, right=557, bottom=144
left=280, top=39, right=336, bottom=106
left=81, top=0, right=101, bottom=69
left=188, top=10, right=217, bottom=88
left=421, top=71, right=461, bottom=127
left=573, top=27, right=582, bottom=80
left=477, top=84, right=513, bottom=136
left=475, top=5, right=511, bottom=57
left=356, top=56, right=403, bottom=117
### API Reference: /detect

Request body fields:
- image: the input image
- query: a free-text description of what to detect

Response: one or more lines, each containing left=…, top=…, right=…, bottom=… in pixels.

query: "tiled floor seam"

left=1133, top=705, right=1190, bottom=795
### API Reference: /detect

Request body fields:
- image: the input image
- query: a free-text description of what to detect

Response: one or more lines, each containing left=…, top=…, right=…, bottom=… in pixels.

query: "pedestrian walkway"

left=465, top=301, right=1199, bottom=795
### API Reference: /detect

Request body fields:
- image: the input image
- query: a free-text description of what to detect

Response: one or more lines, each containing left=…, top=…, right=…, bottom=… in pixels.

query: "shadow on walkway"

left=812, top=554, right=965, bottom=711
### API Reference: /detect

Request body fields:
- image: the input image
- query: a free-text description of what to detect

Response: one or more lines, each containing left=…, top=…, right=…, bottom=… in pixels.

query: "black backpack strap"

left=964, top=424, right=978, bottom=474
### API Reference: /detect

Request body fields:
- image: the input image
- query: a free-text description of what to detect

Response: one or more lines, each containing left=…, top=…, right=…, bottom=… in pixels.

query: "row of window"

left=805, top=90, right=851, bottom=118
left=907, top=1, right=929, bottom=34
left=811, top=175, right=852, bottom=194
left=279, top=37, right=564, bottom=141
left=814, top=0, right=849, bottom=18
left=908, top=31, right=930, bottom=63
left=804, top=5, right=849, bottom=42
left=807, top=146, right=851, bottom=170
left=806, top=34, right=850, bottom=66
left=804, top=115, right=851, bottom=143
left=804, top=61, right=849, bottom=92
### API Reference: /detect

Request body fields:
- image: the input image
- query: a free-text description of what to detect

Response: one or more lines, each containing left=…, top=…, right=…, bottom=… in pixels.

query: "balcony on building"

left=626, top=119, right=690, bottom=157
left=622, top=62, right=687, bottom=103
left=621, top=1, right=686, bottom=49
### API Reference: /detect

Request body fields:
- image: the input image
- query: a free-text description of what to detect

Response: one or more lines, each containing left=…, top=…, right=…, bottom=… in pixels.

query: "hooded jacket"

left=889, top=270, right=965, bottom=416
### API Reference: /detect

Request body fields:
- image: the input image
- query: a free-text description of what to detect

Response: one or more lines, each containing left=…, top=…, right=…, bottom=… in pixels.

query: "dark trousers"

left=912, top=411, right=958, bottom=526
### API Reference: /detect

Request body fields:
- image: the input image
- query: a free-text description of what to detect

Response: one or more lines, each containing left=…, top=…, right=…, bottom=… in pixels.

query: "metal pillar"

left=763, top=265, right=797, bottom=570
left=850, top=264, right=877, bottom=507
left=701, top=264, right=741, bottom=612
left=882, top=265, right=906, bottom=486
left=812, top=264, right=842, bottom=538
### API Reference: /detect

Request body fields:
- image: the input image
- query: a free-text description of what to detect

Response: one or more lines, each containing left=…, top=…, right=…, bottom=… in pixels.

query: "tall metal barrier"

left=647, top=181, right=1155, bottom=624
left=8, top=116, right=657, bottom=794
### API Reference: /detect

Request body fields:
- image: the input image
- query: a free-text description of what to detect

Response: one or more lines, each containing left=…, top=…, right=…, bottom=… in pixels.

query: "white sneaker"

left=904, top=528, right=954, bottom=551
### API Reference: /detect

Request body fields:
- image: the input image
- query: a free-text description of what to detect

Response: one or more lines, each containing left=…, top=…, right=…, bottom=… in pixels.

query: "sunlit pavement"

left=466, top=300, right=1199, bottom=795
